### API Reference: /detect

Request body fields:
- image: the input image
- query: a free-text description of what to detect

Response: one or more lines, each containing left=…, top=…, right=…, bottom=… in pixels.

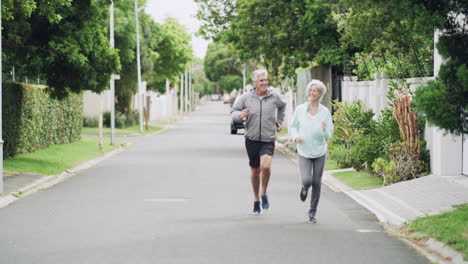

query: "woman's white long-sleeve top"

left=289, top=103, right=334, bottom=158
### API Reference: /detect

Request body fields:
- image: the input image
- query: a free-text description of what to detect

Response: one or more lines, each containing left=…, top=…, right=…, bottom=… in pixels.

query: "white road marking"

left=144, top=198, right=187, bottom=203
left=356, top=229, right=382, bottom=233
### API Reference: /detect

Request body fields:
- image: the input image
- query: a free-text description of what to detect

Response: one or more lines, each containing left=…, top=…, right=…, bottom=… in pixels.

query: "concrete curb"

left=0, top=143, right=130, bottom=209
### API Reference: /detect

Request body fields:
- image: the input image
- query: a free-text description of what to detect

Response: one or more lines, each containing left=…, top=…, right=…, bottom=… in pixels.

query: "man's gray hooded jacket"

left=231, top=88, right=286, bottom=142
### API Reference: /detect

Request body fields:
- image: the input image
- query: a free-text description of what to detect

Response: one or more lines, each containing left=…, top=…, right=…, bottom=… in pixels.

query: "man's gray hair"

left=252, top=69, right=268, bottom=82
left=306, top=79, right=327, bottom=102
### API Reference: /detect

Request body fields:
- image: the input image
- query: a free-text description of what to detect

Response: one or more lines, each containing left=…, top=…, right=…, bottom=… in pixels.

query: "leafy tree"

left=204, top=42, right=242, bottom=93
left=146, top=17, right=193, bottom=91
left=191, top=60, right=215, bottom=96
left=113, top=1, right=193, bottom=114
left=218, top=74, right=242, bottom=94
left=406, top=0, right=467, bottom=135
left=335, top=0, right=435, bottom=80
left=196, top=0, right=345, bottom=81
left=3, top=0, right=120, bottom=98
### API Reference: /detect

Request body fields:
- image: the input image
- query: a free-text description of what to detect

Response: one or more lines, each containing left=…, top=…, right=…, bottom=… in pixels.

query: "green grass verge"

left=4, top=136, right=124, bottom=175
left=82, top=125, right=163, bottom=135
left=408, top=204, right=468, bottom=260
left=332, top=170, right=383, bottom=190
left=325, top=159, right=340, bottom=170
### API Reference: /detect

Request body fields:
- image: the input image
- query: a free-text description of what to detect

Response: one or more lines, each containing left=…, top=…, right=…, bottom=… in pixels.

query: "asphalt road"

left=0, top=101, right=428, bottom=264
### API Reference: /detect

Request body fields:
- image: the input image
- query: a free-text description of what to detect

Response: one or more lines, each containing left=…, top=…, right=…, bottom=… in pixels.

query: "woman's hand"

left=296, top=137, right=304, bottom=143
left=321, top=122, right=326, bottom=131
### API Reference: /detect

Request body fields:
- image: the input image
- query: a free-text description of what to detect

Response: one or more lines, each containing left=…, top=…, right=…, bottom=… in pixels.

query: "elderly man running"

left=231, top=69, right=286, bottom=214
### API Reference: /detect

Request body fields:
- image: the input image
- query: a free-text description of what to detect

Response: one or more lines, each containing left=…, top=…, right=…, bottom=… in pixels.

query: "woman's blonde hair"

left=306, top=79, right=327, bottom=102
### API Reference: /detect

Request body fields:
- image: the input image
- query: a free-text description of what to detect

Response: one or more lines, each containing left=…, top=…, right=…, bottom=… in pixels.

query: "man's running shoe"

left=300, top=187, right=308, bottom=202
left=253, top=201, right=261, bottom=214
left=308, top=216, right=317, bottom=223
left=261, top=195, right=269, bottom=211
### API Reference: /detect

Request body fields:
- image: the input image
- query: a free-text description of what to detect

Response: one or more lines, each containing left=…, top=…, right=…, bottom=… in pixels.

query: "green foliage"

left=329, top=144, right=351, bottom=168
left=101, top=111, right=128, bottom=129
left=4, top=136, right=124, bottom=175
left=218, top=75, right=243, bottom=94
left=387, top=142, right=422, bottom=181
left=332, top=170, right=383, bottom=190
left=125, top=110, right=140, bottom=127
left=2, top=82, right=82, bottom=159
left=331, top=100, right=375, bottom=147
left=408, top=204, right=468, bottom=260
left=204, top=42, right=242, bottom=83
left=146, top=17, right=193, bottom=91
left=196, top=0, right=344, bottom=80
left=336, top=0, right=435, bottom=79
left=348, top=135, right=383, bottom=171
left=413, top=79, right=465, bottom=135
left=83, top=116, right=99, bottom=128
left=372, top=158, right=399, bottom=185
left=3, top=0, right=120, bottom=98
left=331, top=100, right=402, bottom=172
left=114, top=9, right=193, bottom=114
left=192, top=62, right=215, bottom=96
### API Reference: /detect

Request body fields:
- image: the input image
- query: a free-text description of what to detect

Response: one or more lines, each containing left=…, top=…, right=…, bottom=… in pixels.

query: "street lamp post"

left=135, top=0, right=144, bottom=133
left=188, top=69, right=192, bottom=112
left=110, top=1, right=116, bottom=145
left=184, top=71, right=188, bottom=113
left=180, top=73, right=184, bottom=114
left=0, top=0, right=3, bottom=193
left=242, top=62, right=246, bottom=92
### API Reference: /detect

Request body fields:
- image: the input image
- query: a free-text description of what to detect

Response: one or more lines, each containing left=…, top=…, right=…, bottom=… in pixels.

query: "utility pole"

left=166, top=79, right=170, bottom=122
left=184, top=71, right=188, bottom=113
left=180, top=74, right=184, bottom=114
left=188, top=68, right=192, bottom=112
left=0, top=0, right=3, bottom=193
left=242, top=62, right=246, bottom=92
left=135, top=0, right=144, bottom=133
left=110, top=1, right=116, bottom=145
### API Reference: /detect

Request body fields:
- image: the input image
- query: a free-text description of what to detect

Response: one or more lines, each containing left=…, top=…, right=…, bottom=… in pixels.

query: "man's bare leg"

left=250, top=167, right=261, bottom=201
left=260, top=154, right=272, bottom=196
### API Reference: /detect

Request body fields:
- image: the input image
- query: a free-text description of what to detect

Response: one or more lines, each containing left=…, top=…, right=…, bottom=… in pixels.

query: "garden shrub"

left=103, top=111, right=111, bottom=127
left=348, top=134, right=383, bottom=171
left=115, top=112, right=127, bottom=128
left=329, top=144, right=352, bottom=168
left=2, top=82, right=82, bottom=158
left=372, top=158, right=399, bottom=185
left=83, top=116, right=99, bottom=127
left=332, top=100, right=375, bottom=148
left=125, top=110, right=139, bottom=127
left=388, top=142, right=422, bottom=181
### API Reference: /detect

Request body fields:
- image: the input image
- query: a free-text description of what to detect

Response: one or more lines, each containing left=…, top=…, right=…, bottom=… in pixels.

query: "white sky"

left=145, top=0, right=210, bottom=59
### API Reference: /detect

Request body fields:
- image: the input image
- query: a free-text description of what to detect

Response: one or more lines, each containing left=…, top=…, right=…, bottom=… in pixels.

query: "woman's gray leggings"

left=298, top=154, right=326, bottom=217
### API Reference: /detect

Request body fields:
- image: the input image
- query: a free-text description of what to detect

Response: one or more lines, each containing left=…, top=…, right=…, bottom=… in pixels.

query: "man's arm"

left=276, top=96, right=287, bottom=124
left=230, top=94, right=245, bottom=122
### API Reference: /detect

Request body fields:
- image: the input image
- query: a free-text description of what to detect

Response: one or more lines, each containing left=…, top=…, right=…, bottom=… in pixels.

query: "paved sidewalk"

left=332, top=172, right=468, bottom=226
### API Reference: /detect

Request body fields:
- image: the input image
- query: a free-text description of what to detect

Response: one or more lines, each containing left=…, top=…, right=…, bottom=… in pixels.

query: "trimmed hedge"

left=2, top=82, right=83, bottom=159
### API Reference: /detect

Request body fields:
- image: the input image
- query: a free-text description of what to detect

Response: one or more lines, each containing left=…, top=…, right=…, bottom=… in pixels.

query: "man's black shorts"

left=245, top=138, right=275, bottom=168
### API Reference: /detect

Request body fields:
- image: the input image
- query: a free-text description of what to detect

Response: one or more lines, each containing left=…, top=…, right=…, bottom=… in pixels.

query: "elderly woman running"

left=289, top=80, right=334, bottom=223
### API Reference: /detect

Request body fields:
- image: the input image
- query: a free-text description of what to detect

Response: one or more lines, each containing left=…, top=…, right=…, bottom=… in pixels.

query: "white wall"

left=83, top=90, right=112, bottom=118
left=84, top=90, right=179, bottom=121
